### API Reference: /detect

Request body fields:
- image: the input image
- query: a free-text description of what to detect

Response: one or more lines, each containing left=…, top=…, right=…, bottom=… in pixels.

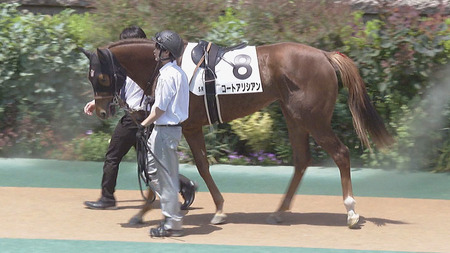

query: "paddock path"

left=1, top=158, right=449, bottom=253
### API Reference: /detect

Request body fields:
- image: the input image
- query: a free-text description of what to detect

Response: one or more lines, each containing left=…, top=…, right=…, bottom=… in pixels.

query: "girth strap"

left=204, top=44, right=220, bottom=125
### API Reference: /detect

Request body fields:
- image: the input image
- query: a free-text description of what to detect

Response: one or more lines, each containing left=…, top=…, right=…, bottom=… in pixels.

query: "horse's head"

left=81, top=39, right=182, bottom=119
left=80, top=47, right=127, bottom=120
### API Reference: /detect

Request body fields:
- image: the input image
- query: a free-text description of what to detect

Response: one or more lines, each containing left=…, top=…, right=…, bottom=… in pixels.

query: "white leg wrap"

left=344, top=196, right=356, bottom=212
left=344, top=196, right=359, bottom=228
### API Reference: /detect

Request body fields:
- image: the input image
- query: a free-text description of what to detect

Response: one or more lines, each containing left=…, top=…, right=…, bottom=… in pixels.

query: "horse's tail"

left=326, top=51, right=394, bottom=150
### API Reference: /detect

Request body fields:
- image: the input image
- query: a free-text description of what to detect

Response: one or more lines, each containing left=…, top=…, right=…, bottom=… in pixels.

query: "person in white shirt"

left=140, top=30, right=189, bottom=237
left=84, top=26, right=196, bottom=211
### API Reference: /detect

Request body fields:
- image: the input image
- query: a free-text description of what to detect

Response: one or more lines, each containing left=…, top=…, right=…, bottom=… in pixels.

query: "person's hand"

left=84, top=100, right=96, bottom=115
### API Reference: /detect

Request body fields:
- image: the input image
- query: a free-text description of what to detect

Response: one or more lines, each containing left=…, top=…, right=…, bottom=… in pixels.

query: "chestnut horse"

left=81, top=38, right=393, bottom=228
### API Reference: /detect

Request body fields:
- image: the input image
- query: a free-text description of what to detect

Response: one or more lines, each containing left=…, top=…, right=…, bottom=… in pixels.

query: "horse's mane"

left=107, top=38, right=154, bottom=49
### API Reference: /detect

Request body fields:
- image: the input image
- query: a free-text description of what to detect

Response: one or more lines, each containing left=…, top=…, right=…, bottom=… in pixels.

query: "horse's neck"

left=111, top=45, right=157, bottom=94
left=111, top=41, right=188, bottom=95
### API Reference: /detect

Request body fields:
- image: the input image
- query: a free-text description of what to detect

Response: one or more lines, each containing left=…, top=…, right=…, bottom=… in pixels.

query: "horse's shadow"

left=119, top=206, right=408, bottom=234
left=184, top=212, right=408, bottom=228
left=362, top=216, right=408, bottom=227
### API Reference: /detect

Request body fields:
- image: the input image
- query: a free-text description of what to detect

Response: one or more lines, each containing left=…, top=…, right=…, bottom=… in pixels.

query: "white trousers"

left=146, top=125, right=183, bottom=230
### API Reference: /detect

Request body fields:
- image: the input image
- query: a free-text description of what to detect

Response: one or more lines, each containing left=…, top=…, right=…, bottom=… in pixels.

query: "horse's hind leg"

left=269, top=105, right=312, bottom=224
left=183, top=127, right=227, bottom=224
left=129, top=187, right=156, bottom=225
left=310, top=126, right=359, bottom=228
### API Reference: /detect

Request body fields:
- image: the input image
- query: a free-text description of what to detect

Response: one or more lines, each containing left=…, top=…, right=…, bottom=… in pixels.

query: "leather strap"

left=189, top=42, right=212, bottom=86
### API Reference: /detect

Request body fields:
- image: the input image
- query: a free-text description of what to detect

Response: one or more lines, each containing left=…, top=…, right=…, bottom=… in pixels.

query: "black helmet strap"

left=157, top=45, right=174, bottom=62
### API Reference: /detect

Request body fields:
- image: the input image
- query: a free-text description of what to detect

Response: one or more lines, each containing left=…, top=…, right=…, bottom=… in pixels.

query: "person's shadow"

left=118, top=201, right=223, bottom=235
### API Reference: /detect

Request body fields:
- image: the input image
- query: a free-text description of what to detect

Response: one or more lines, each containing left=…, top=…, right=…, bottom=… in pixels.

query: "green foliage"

left=89, top=0, right=228, bottom=45
left=71, top=132, right=110, bottom=161
left=435, top=137, right=450, bottom=172
left=361, top=66, right=450, bottom=171
left=64, top=11, right=97, bottom=45
left=88, top=0, right=150, bottom=45
left=341, top=7, right=450, bottom=170
left=178, top=125, right=236, bottom=164
left=236, top=0, right=352, bottom=49
left=343, top=7, right=449, bottom=99
left=362, top=103, right=449, bottom=172
left=205, top=7, right=247, bottom=45
left=443, top=18, right=450, bottom=55
left=51, top=131, right=136, bottom=162
left=230, top=111, right=273, bottom=152
left=0, top=3, right=97, bottom=157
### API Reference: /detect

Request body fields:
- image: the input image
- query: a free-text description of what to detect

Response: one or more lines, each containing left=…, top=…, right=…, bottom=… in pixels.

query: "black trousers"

left=101, top=112, right=145, bottom=201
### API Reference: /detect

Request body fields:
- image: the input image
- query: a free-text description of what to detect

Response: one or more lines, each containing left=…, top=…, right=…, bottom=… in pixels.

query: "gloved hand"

left=136, top=124, right=146, bottom=140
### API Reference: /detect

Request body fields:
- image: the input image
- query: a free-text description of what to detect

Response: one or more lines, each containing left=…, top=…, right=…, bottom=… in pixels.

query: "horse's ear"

left=97, top=48, right=108, bottom=64
left=79, top=47, right=93, bottom=59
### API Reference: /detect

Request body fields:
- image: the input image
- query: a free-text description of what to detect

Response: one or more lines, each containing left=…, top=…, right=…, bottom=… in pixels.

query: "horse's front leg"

left=129, top=187, right=156, bottom=225
left=184, top=127, right=227, bottom=224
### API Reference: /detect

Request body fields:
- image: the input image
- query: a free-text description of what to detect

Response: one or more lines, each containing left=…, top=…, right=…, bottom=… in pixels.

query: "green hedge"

left=342, top=9, right=449, bottom=171
left=0, top=3, right=101, bottom=157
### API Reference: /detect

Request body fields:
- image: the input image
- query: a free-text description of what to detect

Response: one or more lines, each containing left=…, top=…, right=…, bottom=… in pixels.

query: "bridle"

left=93, top=48, right=127, bottom=107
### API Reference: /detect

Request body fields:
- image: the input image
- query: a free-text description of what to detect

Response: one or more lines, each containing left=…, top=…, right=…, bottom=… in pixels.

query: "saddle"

left=190, top=40, right=247, bottom=124
left=191, top=40, right=247, bottom=69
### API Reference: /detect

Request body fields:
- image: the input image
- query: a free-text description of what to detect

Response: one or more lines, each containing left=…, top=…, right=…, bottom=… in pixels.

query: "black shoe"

left=180, top=180, right=198, bottom=210
left=84, top=199, right=117, bottom=210
left=150, top=224, right=183, bottom=238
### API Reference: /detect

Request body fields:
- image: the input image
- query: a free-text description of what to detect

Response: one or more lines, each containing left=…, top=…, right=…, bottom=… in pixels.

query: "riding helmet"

left=153, top=30, right=184, bottom=58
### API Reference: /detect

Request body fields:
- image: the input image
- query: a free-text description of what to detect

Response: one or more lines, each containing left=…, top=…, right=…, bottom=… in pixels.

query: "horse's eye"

left=98, top=74, right=110, bottom=87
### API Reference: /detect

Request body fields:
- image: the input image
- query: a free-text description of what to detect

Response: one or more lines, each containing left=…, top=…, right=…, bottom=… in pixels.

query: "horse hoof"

left=128, top=216, right=144, bottom=225
left=267, top=213, right=283, bottom=224
left=347, top=213, right=360, bottom=229
left=211, top=213, right=227, bottom=224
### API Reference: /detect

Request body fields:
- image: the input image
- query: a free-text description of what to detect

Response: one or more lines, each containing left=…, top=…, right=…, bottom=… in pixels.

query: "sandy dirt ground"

left=1, top=187, right=449, bottom=252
